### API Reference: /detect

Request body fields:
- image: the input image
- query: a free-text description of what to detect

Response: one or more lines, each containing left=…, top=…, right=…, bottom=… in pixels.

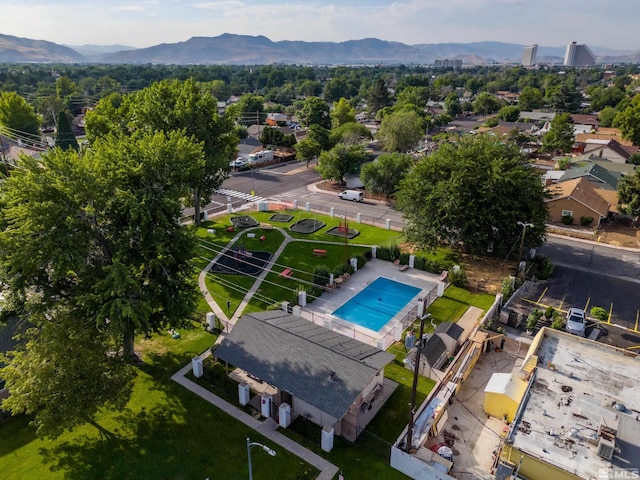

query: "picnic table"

left=313, top=249, right=327, bottom=257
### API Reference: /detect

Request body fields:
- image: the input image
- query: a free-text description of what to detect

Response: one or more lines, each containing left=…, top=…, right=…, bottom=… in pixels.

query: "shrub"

left=526, top=309, right=543, bottom=331
left=556, top=158, right=569, bottom=170
left=544, top=305, right=555, bottom=320
left=355, top=254, right=367, bottom=269
left=532, top=255, right=555, bottom=280
left=580, top=216, right=594, bottom=227
left=376, top=244, right=401, bottom=261
left=590, top=306, right=608, bottom=322
left=550, top=311, right=564, bottom=330
left=561, top=214, right=573, bottom=225
left=448, top=267, right=467, bottom=287
left=312, top=265, right=331, bottom=286
left=502, top=276, right=515, bottom=300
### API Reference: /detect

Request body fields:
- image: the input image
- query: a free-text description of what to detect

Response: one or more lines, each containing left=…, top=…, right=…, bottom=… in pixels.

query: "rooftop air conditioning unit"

left=597, top=438, right=615, bottom=460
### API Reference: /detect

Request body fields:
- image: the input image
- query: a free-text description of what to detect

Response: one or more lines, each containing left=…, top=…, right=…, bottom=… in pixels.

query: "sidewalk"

left=172, top=354, right=340, bottom=480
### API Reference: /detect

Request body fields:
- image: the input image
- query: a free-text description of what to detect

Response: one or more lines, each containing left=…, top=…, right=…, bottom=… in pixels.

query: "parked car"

left=566, top=308, right=586, bottom=337
left=338, top=190, right=364, bottom=202
left=229, top=157, right=248, bottom=169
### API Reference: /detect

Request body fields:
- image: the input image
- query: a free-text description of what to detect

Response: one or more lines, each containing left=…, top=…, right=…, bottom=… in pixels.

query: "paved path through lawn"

left=172, top=354, right=340, bottom=480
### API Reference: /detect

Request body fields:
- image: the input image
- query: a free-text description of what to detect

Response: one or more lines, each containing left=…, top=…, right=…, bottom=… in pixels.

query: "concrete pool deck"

left=301, top=259, right=444, bottom=348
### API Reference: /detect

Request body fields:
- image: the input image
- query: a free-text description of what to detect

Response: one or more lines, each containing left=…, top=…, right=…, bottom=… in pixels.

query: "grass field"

left=0, top=210, right=497, bottom=480
left=0, top=325, right=319, bottom=480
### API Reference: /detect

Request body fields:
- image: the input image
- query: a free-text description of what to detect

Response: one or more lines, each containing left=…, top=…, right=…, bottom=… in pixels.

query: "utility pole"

left=406, top=313, right=429, bottom=452
left=517, top=221, right=534, bottom=262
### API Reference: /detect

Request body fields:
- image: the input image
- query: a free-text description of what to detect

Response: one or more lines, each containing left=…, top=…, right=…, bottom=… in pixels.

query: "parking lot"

left=512, top=265, right=640, bottom=349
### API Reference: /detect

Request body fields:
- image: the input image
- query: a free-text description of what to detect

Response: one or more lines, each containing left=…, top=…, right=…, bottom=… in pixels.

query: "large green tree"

left=54, top=111, right=79, bottom=151
left=360, top=153, right=413, bottom=196
left=518, top=86, right=543, bottom=111
left=397, top=135, right=547, bottom=255
left=329, top=122, right=372, bottom=146
left=444, top=92, right=462, bottom=117
left=368, top=78, right=390, bottom=113
left=294, top=138, right=321, bottom=167
left=0, top=131, right=202, bottom=436
left=545, top=82, right=582, bottom=113
left=86, top=79, right=238, bottom=225
left=317, top=144, right=367, bottom=183
left=298, top=96, right=331, bottom=129
left=377, top=110, right=424, bottom=152
left=0, top=91, right=42, bottom=140
left=541, top=113, right=575, bottom=154
left=617, top=168, right=640, bottom=216
left=330, top=98, right=356, bottom=128
left=613, top=94, right=640, bottom=146
left=472, top=92, right=502, bottom=116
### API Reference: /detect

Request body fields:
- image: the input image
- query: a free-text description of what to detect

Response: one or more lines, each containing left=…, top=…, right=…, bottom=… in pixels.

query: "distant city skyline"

left=1, top=0, right=639, bottom=51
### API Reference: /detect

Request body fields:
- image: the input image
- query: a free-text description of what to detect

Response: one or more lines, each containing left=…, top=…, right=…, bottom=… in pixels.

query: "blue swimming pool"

left=332, top=277, right=421, bottom=332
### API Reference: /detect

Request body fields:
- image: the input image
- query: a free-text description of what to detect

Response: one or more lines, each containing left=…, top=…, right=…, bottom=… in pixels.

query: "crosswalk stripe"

left=215, top=188, right=266, bottom=202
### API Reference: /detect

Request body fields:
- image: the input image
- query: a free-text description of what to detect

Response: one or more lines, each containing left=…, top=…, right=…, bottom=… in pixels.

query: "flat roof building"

left=495, top=328, right=640, bottom=480
left=522, top=44, right=538, bottom=66
left=564, top=41, right=596, bottom=67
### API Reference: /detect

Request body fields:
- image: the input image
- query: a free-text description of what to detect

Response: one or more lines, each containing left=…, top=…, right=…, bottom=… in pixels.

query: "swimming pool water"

left=332, top=277, right=421, bottom=332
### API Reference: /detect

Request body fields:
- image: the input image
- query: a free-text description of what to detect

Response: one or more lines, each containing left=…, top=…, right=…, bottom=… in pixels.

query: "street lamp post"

left=247, top=437, right=276, bottom=480
left=517, top=221, right=534, bottom=262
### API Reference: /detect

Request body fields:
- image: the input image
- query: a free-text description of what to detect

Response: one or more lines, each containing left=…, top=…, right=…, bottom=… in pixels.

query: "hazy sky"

left=3, top=0, right=639, bottom=50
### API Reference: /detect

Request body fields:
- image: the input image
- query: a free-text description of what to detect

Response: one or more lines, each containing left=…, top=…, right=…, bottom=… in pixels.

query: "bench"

left=313, top=249, right=327, bottom=257
left=279, top=268, right=293, bottom=278
left=399, top=265, right=410, bottom=272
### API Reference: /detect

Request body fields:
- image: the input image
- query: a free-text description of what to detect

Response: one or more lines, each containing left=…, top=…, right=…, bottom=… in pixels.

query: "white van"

left=339, top=190, right=364, bottom=202
left=248, top=150, right=274, bottom=165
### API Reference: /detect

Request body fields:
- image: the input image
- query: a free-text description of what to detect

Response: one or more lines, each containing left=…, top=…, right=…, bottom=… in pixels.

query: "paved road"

left=198, top=170, right=640, bottom=344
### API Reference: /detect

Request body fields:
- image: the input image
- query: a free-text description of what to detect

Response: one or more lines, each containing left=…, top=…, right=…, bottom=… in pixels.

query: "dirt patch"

left=459, top=255, right=517, bottom=295
left=598, top=223, right=640, bottom=248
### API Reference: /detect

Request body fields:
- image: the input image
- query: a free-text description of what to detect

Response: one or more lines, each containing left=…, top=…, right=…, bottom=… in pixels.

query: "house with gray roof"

left=558, top=163, right=621, bottom=190
left=435, top=321, right=465, bottom=355
left=213, top=310, right=394, bottom=441
left=405, top=334, right=450, bottom=382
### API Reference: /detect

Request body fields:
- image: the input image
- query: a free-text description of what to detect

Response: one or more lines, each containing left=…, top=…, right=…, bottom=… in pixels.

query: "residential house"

left=569, top=113, right=599, bottom=129
left=518, top=111, right=556, bottom=123
left=0, top=133, right=44, bottom=166
left=575, top=127, right=633, bottom=147
left=213, top=311, right=394, bottom=442
left=581, top=138, right=636, bottom=163
left=545, top=177, right=610, bottom=226
left=558, top=162, right=621, bottom=190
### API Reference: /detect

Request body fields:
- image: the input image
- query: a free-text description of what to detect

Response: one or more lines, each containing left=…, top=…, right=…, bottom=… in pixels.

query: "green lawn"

left=212, top=211, right=403, bottom=246
left=0, top=210, right=496, bottom=480
left=0, top=325, right=319, bottom=480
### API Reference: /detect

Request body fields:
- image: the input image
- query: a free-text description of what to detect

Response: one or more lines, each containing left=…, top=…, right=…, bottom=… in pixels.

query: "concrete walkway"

left=172, top=353, right=340, bottom=480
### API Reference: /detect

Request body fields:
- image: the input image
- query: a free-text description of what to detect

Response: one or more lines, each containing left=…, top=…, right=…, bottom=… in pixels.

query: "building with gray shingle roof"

left=405, top=334, right=450, bottom=382
left=213, top=310, right=394, bottom=441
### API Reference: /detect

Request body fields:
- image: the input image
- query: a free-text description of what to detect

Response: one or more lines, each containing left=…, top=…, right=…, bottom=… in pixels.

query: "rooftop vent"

left=597, top=438, right=615, bottom=460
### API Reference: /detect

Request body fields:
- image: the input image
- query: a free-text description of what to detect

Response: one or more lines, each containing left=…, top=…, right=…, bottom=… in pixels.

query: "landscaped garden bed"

left=289, top=218, right=325, bottom=234
left=230, top=215, right=259, bottom=228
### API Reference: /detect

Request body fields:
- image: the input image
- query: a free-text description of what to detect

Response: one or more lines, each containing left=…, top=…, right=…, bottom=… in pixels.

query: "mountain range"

left=1, top=33, right=639, bottom=65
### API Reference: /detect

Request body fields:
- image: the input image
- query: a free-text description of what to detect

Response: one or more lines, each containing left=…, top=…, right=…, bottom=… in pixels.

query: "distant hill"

left=0, top=32, right=638, bottom=65
left=0, top=33, right=85, bottom=62
left=65, top=43, right=136, bottom=61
